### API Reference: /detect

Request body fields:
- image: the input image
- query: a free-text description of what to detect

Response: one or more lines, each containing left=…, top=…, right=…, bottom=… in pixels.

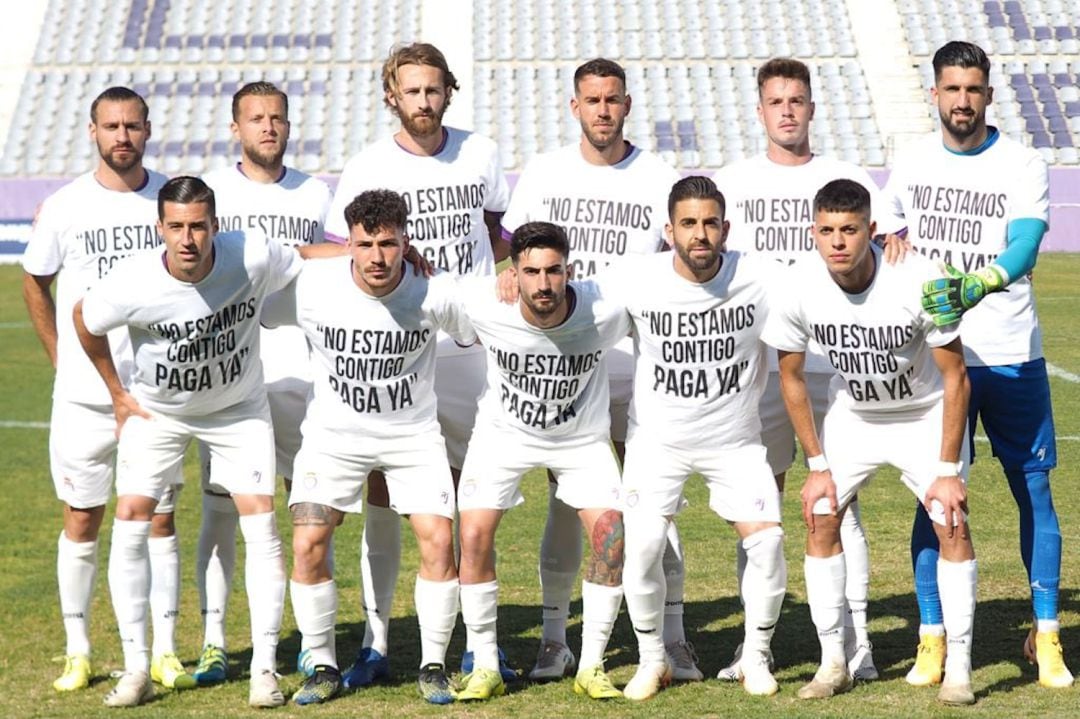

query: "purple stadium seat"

left=188, top=141, right=207, bottom=155
left=133, top=83, right=150, bottom=97
left=293, top=34, right=312, bottom=49
left=146, top=141, right=161, bottom=156
left=1038, top=86, right=1056, bottom=103
left=1031, top=130, right=1051, bottom=148
left=1064, top=101, right=1080, bottom=116
left=186, top=35, right=205, bottom=49
left=1035, top=27, right=1052, bottom=41
left=1032, top=73, right=1051, bottom=88
left=198, top=82, right=216, bottom=96
left=165, top=36, right=182, bottom=49
left=176, top=82, right=193, bottom=95
left=287, top=81, right=305, bottom=96
left=152, top=81, right=171, bottom=96
left=1055, top=26, right=1073, bottom=40
left=657, top=135, right=676, bottom=152
left=1025, top=116, right=1045, bottom=133
left=229, top=34, right=246, bottom=48
left=208, top=35, right=225, bottom=49
left=1049, top=116, right=1068, bottom=133
left=251, top=34, right=268, bottom=49
left=1054, top=73, right=1071, bottom=87
left=309, top=80, right=326, bottom=95
left=1020, top=100, right=1040, bottom=117
left=220, top=81, right=238, bottom=96
left=211, top=141, right=231, bottom=156
left=272, top=35, right=290, bottom=49
left=302, top=140, right=322, bottom=154
left=315, top=34, right=332, bottom=48
left=1052, top=132, right=1072, bottom=148
left=164, top=141, right=184, bottom=157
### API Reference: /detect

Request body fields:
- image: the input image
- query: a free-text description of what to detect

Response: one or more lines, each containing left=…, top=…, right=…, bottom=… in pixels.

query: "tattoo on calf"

left=291, top=502, right=334, bottom=526
left=584, top=509, right=624, bottom=586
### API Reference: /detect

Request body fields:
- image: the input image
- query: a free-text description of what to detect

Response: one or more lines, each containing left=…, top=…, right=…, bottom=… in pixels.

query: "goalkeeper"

left=882, top=40, right=1071, bottom=690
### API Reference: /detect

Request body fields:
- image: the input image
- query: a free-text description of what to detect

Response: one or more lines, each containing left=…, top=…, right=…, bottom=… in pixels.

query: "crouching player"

left=455, top=222, right=630, bottom=701
left=616, top=177, right=786, bottom=700
left=762, top=179, right=977, bottom=705
left=262, top=190, right=473, bottom=705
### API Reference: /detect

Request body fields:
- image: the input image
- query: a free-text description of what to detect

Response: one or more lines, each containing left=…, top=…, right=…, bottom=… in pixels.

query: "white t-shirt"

left=713, top=153, right=895, bottom=375
left=204, top=164, right=332, bottom=387
left=599, top=251, right=774, bottom=448
left=882, top=131, right=1047, bottom=366
left=502, top=143, right=680, bottom=279
left=762, top=245, right=959, bottom=416
left=262, top=258, right=475, bottom=437
left=80, top=232, right=303, bottom=416
left=459, top=278, right=631, bottom=439
left=22, top=170, right=168, bottom=404
left=327, top=127, right=510, bottom=278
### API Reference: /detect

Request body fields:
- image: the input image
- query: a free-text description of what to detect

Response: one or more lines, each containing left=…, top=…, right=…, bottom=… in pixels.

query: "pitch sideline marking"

left=1047, top=362, right=1080, bottom=384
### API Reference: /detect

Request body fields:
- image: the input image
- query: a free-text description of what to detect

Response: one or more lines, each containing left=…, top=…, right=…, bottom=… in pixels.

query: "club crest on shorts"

left=625, top=490, right=639, bottom=508
left=461, top=479, right=477, bottom=497
left=303, top=472, right=317, bottom=490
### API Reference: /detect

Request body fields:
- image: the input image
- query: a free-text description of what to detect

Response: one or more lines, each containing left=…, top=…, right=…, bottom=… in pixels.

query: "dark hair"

left=232, top=81, right=289, bottom=121
left=932, top=40, right=990, bottom=82
left=90, top=86, right=149, bottom=123
left=344, top=189, right=409, bottom=235
left=510, top=222, right=570, bottom=263
left=158, top=176, right=215, bottom=219
left=574, top=58, right=626, bottom=93
left=668, top=176, right=726, bottom=220
left=382, top=42, right=460, bottom=108
left=813, top=179, right=871, bottom=219
left=756, top=58, right=812, bottom=100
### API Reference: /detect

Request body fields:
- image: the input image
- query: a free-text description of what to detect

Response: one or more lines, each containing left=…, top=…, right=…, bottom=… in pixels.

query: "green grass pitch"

left=0, top=256, right=1078, bottom=718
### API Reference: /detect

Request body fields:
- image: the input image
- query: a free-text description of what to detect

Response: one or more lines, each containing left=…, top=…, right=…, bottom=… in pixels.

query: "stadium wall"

left=3, top=168, right=1079, bottom=263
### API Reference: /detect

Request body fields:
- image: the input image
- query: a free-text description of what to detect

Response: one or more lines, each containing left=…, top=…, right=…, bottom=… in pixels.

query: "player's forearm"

left=777, top=351, right=823, bottom=458
left=73, top=300, right=125, bottom=400
left=22, top=272, right=58, bottom=367
left=486, top=211, right=510, bottom=263
left=934, top=341, right=970, bottom=462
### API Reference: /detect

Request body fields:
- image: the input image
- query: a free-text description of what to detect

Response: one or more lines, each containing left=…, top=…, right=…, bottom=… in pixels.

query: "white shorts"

left=49, top=399, right=180, bottom=510
left=607, top=344, right=633, bottom=443
left=116, top=394, right=276, bottom=503
left=267, top=381, right=309, bottom=479
left=434, top=342, right=486, bottom=470
left=290, top=426, right=455, bottom=518
left=814, top=398, right=971, bottom=525
left=759, top=371, right=831, bottom=476
left=458, top=428, right=622, bottom=512
left=622, top=436, right=781, bottom=522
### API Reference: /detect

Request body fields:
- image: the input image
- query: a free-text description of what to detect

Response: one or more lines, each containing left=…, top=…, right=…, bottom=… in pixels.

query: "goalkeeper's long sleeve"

left=994, top=217, right=1048, bottom=284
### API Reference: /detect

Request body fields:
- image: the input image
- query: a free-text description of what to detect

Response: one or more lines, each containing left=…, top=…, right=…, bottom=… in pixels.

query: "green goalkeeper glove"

left=921, top=264, right=1006, bottom=326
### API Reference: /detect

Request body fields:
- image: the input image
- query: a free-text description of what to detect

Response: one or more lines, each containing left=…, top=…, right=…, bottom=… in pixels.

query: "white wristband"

left=807, top=454, right=829, bottom=472
left=936, top=460, right=961, bottom=477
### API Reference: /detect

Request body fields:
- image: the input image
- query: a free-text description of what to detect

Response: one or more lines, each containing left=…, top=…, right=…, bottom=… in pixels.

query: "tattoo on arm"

left=291, top=502, right=336, bottom=526
left=584, top=509, right=624, bottom=586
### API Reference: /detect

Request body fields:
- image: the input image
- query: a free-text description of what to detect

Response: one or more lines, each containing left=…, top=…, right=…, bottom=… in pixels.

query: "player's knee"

left=292, top=530, right=331, bottom=577
left=149, top=511, right=176, bottom=537
left=115, top=495, right=156, bottom=522
left=63, top=504, right=106, bottom=541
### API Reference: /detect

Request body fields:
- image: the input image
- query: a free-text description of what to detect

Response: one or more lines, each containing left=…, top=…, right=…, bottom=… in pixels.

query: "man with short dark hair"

left=500, top=58, right=698, bottom=682
left=454, top=222, right=630, bottom=701
left=73, top=176, right=322, bottom=708
left=262, top=188, right=473, bottom=706
left=22, top=86, right=192, bottom=694
left=192, top=80, right=332, bottom=686
left=763, top=179, right=976, bottom=706
left=886, top=39, right=1072, bottom=690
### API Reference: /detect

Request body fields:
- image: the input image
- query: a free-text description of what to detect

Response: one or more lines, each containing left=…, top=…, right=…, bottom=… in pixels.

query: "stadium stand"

left=0, top=0, right=1079, bottom=185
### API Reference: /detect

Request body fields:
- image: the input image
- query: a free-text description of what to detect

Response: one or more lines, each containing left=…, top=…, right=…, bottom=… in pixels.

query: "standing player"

left=264, top=190, right=472, bottom=705
left=500, top=58, right=699, bottom=682
left=886, top=40, right=1072, bottom=689
left=615, top=177, right=786, bottom=700
left=763, top=179, right=976, bottom=705
left=325, top=42, right=510, bottom=686
left=455, top=222, right=629, bottom=701
left=192, top=80, right=332, bottom=685
left=712, top=58, right=891, bottom=680
left=22, top=87, right=192, bottom=693
left=73, top=177, right=312, bottom=707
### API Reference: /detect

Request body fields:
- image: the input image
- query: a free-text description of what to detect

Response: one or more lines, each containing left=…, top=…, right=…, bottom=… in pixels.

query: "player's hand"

left=112, top=390, right=151, bottom=438
left=404, top=245, right=434, bottom=277
left=924, top=476, right=969, bottom=539
left=921, top=264, right=1005, bottom=326
left=878, top=232, right=912, bottom=265
left=800, top=469, right=838, bottom=533
left=495, top=265, right=518, bottom=304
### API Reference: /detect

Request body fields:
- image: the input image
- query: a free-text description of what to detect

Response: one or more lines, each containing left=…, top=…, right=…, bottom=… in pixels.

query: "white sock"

left=1037, top=619, right=1060, bottom=633
left=109, top=519, right=152, bottom=673
left=415, top=576, right=460, bottom=667
left=622, top=512, right=668, bottom=664
left=148, top=534, right=180, bottom=656
left=920, top=623, right=946, bottom=637
left=239, top=512, right=285, bottom=673
left=460, top=581, right=499, bottom=671
left=291, top=579, right=338, bottom=668
left=579, top=581, right=622, bottom=669
left=742, top=527, right=787, bottom=655
left=662, top=522, right=687, bottom=646
left=196, top=493, right=237, bottom=650
left=360, top=502, right=400, bottom=656
left=840, top=501, right=870, bottom=647
left=804, top=553, right=846, bottom=666
left=539, top=485, right=581, bottom=646
left=57, top=532, right=97, bottom=657
left=939, top=558, right=977, bottom=677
